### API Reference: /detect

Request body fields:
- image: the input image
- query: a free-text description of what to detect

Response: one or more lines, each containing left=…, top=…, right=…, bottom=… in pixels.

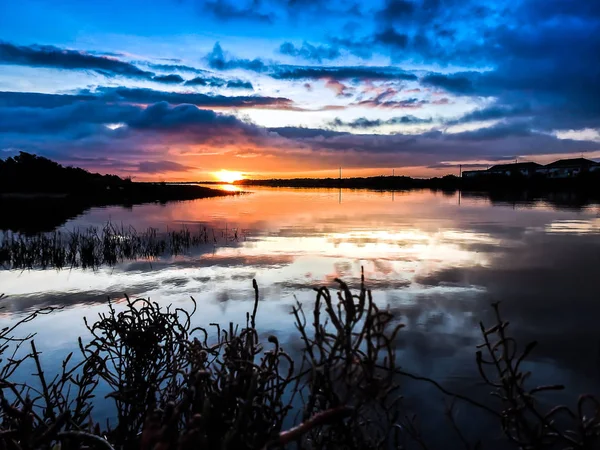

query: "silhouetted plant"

left=1, top=279, right=599, bottom=450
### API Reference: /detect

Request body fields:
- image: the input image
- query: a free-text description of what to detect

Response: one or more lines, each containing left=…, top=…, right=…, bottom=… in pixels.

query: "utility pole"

left=392, top=168, right=395, bottom=177
left=339, top=166, right=342, bottom=180
left=459, top=164, right=462, bottom=177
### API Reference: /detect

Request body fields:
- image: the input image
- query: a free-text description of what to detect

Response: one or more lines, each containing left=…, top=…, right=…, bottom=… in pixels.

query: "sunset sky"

left=0, top=0, right=599, bottom=180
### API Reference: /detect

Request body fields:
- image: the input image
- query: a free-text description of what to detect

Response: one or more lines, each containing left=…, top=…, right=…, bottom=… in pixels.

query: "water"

left=2, top=187, right=600, bottom=441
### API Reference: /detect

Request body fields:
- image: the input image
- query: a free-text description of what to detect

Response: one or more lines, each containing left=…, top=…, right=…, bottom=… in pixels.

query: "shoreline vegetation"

left=1, top=277, right=599, bottom=449
left=233, top=172, right=600, bottom=194
left=0, top=223, right=245, bottom=270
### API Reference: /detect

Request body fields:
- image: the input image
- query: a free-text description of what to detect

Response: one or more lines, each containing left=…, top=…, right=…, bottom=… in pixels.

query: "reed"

left=0, top=223, right=245, bottom=270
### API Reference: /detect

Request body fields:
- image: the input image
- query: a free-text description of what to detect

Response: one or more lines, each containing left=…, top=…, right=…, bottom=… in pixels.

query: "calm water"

left=2, top=187, right=600, bottom=438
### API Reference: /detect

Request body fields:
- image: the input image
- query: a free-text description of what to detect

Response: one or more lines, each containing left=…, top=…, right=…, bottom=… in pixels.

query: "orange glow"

left=213, top=170, right=244, bottom=183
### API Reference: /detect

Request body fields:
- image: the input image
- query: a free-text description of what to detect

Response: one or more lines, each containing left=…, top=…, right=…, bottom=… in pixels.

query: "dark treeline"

left=0, top=153, right=235, bottom=234
left=235, top=172, right=600, bottom=194
left=0, top=152, right=233, bottom=200
left=235, top=175, right=460, bottom=190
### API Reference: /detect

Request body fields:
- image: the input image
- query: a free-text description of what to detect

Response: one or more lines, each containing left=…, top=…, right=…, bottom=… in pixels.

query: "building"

left=536, top=158, right=600, bottom=178
left=462, top=169, right=486, bottom=178
left=486, top=162, right=542, bottom=177
left=462, top=158, right=600, bottom=179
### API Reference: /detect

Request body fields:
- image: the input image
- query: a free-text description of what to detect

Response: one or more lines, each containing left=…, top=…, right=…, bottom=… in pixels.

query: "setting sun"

left=213, top=170, right=244, bottom=184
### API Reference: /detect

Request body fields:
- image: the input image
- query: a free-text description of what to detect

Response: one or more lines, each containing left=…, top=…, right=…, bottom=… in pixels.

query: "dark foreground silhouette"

left=0, top=152, right=235, bottom=233
left=1, top=276, right=598, bottom=449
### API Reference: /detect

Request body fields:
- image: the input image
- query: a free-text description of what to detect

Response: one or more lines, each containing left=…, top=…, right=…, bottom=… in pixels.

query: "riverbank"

left=0, top=184, right=236, bottom=233
left=235, top=173, right=600, bottom=193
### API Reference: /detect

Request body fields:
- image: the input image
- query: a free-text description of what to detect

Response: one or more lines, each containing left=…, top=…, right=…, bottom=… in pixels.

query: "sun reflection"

left=213, top=170, right=244, bottom=183
left=217, top=183, right=243, bottom=192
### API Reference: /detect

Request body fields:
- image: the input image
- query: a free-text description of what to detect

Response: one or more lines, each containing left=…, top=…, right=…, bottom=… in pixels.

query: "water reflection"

left=1, top=188, right=600, bottom=424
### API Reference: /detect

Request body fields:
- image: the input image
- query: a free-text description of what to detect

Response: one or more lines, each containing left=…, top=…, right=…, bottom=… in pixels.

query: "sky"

left=0, top=0, right=599, bottom=180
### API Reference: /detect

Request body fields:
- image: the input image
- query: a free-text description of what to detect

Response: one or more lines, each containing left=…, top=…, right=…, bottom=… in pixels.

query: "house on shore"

left=536, top=158, right=600, bottom=178
left=462, top=158, right=600, bottom=179
left=487, top=162, right=542, bottom=177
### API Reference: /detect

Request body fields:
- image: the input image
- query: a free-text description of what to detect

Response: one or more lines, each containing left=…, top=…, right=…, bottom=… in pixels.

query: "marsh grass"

left=1, top=278, right=599, bottom=449
left=0, top=223, right=247, bottom=270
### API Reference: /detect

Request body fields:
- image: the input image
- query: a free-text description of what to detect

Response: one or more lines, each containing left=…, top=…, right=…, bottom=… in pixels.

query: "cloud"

left=324, top=80, right=352, bottom=97
left=145, top=63, right=211, bottom=75
left=152, top=74, right=185, bottom=84
left=378, top=0, right=416, bottom=20
left=137, top=160, right=197, bottom=173
left=1, top=92, right=598, bottom=178
left=329, top=115, right=434, bottom=129
left=279, top=41, right=341, bottom=62
left=272, top=66, right=417, bottom=82
left=373, top=28, right=409, bottom=48
left=91, top=86, right=296, bottom=109
left=0, top=41, right=154, bottom=79
left=203, top=0, right=274, bottom=23
left=0, top=91, right=96, bottom=108
left=226, top=79, right=253, bottom=89
left=353, top=89, right=428, bottom=109
left=448, top=104, right=533, bottom=125
left=420, top=73, right=475, bottom=94
left=184, top=76, right=226, bottom=87
left=206, top=42, right=417, bottom=82
left=206, top=42, right=268, bottom=72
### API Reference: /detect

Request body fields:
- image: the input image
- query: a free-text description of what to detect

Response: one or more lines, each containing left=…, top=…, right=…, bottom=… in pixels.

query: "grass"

left=0, top=223, right=245, bottom=270
left=1, top=276, right=599, bottom=449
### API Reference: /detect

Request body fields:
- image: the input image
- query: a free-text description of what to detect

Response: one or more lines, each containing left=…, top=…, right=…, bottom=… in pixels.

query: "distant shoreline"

left=232, top=174, right=600, bottom=193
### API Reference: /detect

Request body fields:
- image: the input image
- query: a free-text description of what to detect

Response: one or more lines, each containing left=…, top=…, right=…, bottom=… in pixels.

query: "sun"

left=213, top=169, right=244, bottom=184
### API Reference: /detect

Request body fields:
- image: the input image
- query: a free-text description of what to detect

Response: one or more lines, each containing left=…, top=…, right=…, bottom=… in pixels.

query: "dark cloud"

left=146, top=63, right=210, bottom=75
left=137, top=160, right=197, bottom=173
left=206, top=42, right=417, bottom=82
left=91, top=86, right=296, bottom=109
left=0, top=91, right=96, bottom=108
left=420, top=73, right=475, bottom=94
left=206, top=42, right=268, bottom=72
left=126, top=102, right=251, bottom=131
left=184, top=76, right=226, bottom=87
left=378, top=0, right=416, bottom=20
left=279, top=41, right=341, bottom=62
left=329, top=115, right=433, bottom=128
left=152, top=74, right=185, bottom=84
left=272, top=66, right=417, bottom=82
left=203, top=0, right=274, bottom=23
left=373, top=28, right=409, bottom=48
left=448, top=103, right=533, bottom=125
left=268, top=127, right=348, bottom=139
left=0, top=41, right=154, bottom=79
left=354, top=90, right=427, bottom=109
left=226, top=79, right=254, bottom=89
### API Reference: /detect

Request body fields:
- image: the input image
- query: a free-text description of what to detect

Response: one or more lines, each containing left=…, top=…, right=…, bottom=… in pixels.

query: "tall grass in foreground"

left=0, top=223, right=245, bottom=269
left=1, top=277, right=599, bottom=449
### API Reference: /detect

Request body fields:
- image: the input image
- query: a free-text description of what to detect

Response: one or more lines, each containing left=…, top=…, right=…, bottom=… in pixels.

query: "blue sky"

left=0, top=0, right=599, bottom=179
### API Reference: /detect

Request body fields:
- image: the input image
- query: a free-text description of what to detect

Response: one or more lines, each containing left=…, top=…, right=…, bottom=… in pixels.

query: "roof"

left=544, top=158, right=599, bottom=168
left=488, top=162, right=542, bottom=171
